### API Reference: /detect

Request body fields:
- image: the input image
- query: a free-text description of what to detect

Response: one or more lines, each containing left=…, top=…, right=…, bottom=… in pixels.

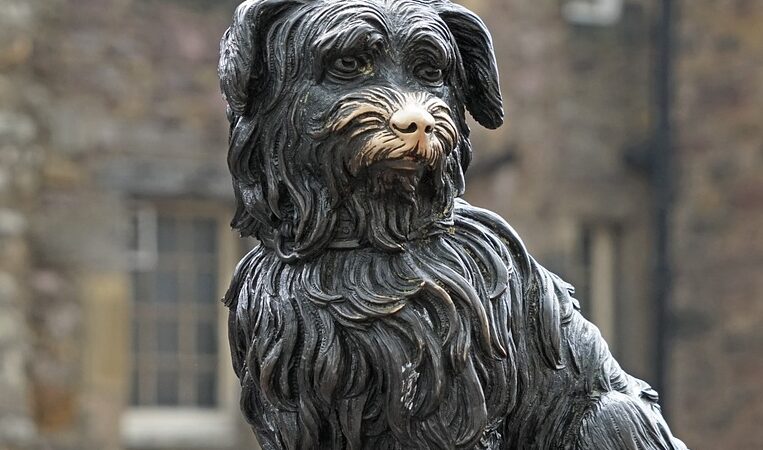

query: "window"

left=122, top=202, right=239, bottom=448
left=579, top=222, right=622, bottom=353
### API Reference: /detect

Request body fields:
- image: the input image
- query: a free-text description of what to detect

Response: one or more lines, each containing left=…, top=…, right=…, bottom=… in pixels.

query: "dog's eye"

left=416, top=65, right=444, bottom=85
left=331, top=56, right=365, bottom=79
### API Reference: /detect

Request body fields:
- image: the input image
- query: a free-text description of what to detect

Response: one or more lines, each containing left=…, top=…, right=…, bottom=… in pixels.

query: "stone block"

left=0, top=112, right=37, bottom=147
left=0, top=208, right=26, bottom=238
left=31, top=191, right=130, bottom=270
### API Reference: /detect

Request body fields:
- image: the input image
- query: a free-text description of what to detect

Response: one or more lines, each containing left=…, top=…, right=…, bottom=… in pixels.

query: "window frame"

left=577, top=221, right=622, bottom=353
left=121, top=199, right=240, bottom=448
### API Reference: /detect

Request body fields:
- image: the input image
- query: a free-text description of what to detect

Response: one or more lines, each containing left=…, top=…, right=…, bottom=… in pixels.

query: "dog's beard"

left=226, top=206, right=521, bottom=448
left=309, top=88, right=463, bottom=250
left=307, top=136, right=443, bottom=250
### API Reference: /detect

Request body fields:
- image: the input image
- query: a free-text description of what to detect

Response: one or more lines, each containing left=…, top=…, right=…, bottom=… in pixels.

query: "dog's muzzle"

left=316, top=88, right=459, bottom=175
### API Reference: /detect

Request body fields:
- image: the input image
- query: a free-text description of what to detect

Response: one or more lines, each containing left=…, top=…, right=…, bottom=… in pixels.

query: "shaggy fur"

left=218, top=0, right=689, bottom=448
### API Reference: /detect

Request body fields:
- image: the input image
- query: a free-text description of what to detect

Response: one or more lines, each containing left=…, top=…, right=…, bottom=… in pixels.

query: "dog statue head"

left=219, top=0, right=503, bottom=260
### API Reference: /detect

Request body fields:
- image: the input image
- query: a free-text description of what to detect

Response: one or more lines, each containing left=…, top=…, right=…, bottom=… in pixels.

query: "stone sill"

left=121, top=408, right=236, bottom=448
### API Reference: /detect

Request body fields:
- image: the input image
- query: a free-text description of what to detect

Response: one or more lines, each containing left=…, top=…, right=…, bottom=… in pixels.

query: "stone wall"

left=669, top=0, right=763, bottom=447
left=0, top=0, right=49, bottom=448
left=27, top=0, right=257, bottom=447
left=1, top=0, right=255, bottom=448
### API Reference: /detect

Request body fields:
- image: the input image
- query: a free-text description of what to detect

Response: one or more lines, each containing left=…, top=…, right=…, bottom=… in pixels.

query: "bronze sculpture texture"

left=218, top=0, right=688, bottom=448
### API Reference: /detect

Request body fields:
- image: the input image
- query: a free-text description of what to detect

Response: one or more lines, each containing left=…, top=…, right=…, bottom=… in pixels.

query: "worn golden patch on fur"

left=326, top=88, right=459, bottom=174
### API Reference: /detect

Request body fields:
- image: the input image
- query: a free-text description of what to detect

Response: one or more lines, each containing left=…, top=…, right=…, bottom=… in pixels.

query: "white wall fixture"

left=562, top=0, right=624, bottom=26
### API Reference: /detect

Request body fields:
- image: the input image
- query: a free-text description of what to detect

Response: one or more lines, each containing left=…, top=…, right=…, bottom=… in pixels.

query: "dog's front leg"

left=574, top=386, right=687, bottom=450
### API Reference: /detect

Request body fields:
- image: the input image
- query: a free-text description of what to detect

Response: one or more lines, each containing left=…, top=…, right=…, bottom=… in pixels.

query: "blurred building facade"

left=0, top=0, right=760, bottom=449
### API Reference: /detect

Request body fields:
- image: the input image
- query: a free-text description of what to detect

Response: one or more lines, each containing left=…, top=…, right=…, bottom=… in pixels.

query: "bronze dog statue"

left=219, top=1, right=688, bottom=448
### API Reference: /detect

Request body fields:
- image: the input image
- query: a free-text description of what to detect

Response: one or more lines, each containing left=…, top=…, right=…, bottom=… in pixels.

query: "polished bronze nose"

left=390, top=106, right=436, bottom=140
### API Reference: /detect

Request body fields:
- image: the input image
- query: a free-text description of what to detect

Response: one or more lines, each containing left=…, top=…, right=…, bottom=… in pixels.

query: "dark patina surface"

left=218, top=1, right=688, bottom=448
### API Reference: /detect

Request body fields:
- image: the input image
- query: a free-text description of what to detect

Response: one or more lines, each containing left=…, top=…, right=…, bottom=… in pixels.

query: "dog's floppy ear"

left=437, top=1, right=504, bottom=129
left=219, top=0, right=298, bottom=116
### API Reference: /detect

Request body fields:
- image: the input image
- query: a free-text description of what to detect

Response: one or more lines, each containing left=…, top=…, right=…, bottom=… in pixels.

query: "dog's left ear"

left=437, top=1, right=504, bottom=129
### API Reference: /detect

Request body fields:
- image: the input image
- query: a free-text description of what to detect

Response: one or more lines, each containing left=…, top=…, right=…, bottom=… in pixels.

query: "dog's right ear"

left=219, top=0, right=298, bottom=117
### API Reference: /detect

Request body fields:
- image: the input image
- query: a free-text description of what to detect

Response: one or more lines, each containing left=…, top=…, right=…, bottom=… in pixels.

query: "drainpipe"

left=651, top=0, right=675, bottom=416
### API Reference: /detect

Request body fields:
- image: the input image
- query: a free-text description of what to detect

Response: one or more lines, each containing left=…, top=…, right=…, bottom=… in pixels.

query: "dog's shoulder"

left=453, top=199, right=582, bottom=368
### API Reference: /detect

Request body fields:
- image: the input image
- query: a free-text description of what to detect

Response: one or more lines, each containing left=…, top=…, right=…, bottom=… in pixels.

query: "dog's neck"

left=327, top=204, right=453, bottom=249
left=256, top=198, right=457, bottom=255
left=325, top=209, right=368, bottom=249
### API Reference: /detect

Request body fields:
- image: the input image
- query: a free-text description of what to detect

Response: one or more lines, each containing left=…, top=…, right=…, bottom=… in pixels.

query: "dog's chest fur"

left=225, top=201, right=593, bottom=449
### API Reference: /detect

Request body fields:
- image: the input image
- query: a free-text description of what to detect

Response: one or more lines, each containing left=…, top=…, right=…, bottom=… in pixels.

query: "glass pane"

left=156, top=271, right=178, bottom=303
left=196, top=321, right=217, bottom=355
left=157, top=320, right=178, bottom=353
left=196, top=271, right=217, bottom=303
left=156, top=370, right=179, bottom=406
left=196, top=370, right=217, bottom=407
left=129, top=212, right=140, bottom=251
left=132, top=272, right=151, bottom=302
left=132, top=319, right=141, bottom=352
left=157, top=217, right=176, bottom=252
left=193, top=219, right=217, bottom=253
